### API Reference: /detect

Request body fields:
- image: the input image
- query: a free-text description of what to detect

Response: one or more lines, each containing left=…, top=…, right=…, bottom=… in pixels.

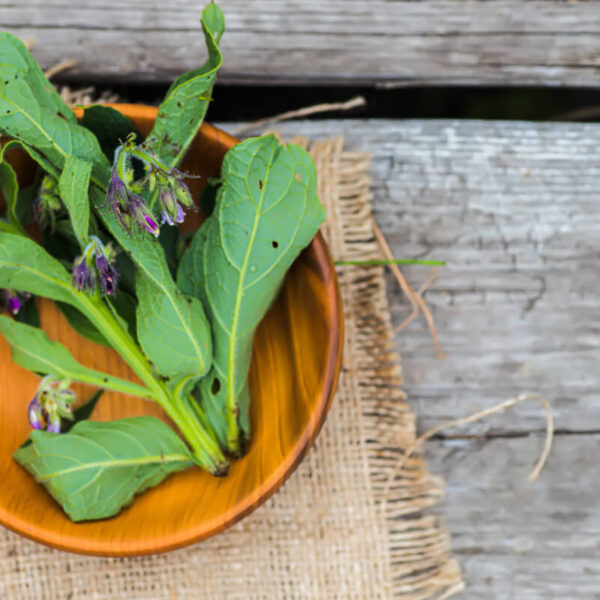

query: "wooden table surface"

left=238, top=119, right=599, bottom=599
left=3, top=0, right=600, bottom=87
left=3, top=0, right=599, bottom=597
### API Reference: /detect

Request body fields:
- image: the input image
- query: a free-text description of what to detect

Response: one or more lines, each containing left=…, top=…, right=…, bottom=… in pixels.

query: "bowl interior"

left=0, top=105, right=342, bottom=556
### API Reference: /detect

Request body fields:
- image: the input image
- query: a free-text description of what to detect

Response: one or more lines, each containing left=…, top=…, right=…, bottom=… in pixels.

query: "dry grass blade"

left=371, top=217, right=445, bottom=358
left=44, top=59, right=76, bottom=80
left=232, top=96, right=366, bottom=136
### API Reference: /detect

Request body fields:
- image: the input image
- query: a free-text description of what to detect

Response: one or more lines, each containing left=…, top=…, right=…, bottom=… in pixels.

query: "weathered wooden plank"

left=427, top=434, right=600, bottom=599
left=253, top=119, right=600, bottom=437
left=3, top=1, right=600, bottom=87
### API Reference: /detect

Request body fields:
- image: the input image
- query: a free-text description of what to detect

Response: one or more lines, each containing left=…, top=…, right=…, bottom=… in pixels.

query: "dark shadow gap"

left=53, top=78, right=600, bottom=123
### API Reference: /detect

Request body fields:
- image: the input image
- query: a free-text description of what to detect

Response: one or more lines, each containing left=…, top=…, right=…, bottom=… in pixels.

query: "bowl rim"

left=0, top=105, right=344, bottom=556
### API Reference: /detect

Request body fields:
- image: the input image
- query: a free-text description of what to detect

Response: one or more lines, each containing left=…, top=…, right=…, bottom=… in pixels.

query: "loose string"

left=380, top=393, right=554, bottom=515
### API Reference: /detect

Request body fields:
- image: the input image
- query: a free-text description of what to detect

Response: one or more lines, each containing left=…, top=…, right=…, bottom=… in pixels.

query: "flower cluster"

left=72, top=237, right=119, bottom=296
left=0, top=289, right=30, bottom=316
left=27, top=376, right=76, bottom=434
left=104, top=135, right=196, bottom=237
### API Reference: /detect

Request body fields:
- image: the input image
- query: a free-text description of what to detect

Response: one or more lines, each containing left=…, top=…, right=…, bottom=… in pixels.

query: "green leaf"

left=0, top=33, right=75, bottom=124
left=58, top=155, right=92, bottom=249
left=0, top=315, right=152, bottom=398
left=146, top=2, right=224, bottom=166
left=0, top=35, right=109, bottom=182
left=91, top=187, right=212, bottom=380
left=1, top=139, right=60, bottom=180
left=14, top=416, right=193, bottom=522
left=136, top=268, right=212, bottom=379
left=0, top=160, right=24, bottom=234
left=0, top=74, right=109, bottom=182
left=0, top=232, right=79, bottom=306
left=80, top=105, right=139, bottom=161
left=178, top=135, right=326, bottom=453
left=0, top=219, right=19, bottom=234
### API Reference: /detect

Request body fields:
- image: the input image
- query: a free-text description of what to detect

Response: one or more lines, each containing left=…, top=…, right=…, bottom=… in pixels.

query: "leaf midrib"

left=224, top=140, right=278, bottom=414
left=35, top=453, right=193, bottom=480
left=0, top=259, right=73, bottom=299
left=138, top=263, right=206, bottom=372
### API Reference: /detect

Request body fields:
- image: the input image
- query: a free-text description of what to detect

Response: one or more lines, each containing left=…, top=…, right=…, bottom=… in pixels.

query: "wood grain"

left=3, top=1, right=600, bottom=88
left=259, top=118, right=600, bottom=599
left=0, top=107, right=343, bottom=556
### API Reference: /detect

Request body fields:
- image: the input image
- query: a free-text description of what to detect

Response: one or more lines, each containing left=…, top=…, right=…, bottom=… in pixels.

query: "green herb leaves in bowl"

left=0, top=2, right=326, bottom=522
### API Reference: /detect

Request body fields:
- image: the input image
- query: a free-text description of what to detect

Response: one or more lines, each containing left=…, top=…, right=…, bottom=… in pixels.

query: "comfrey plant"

left=0, top=3, right=326, bottom=521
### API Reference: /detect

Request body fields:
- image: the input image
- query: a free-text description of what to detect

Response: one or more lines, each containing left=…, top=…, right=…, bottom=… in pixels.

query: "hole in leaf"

left=211, top=378, right=221, bottom=395
left=258, top=178, right=263, bottom=190
left=272, top=240, right=279, bottom=248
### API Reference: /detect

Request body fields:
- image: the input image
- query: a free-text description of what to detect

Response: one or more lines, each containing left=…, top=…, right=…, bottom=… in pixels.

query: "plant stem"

left=71, top=371, right=155, bottom=400
left=169, top=394, right=228, bottom=475
left=76, top=294, right=228, bottom=474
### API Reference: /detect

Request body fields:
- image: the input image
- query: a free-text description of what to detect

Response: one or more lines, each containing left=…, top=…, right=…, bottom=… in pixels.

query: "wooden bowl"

left=0, top=104, right=343, bottom=556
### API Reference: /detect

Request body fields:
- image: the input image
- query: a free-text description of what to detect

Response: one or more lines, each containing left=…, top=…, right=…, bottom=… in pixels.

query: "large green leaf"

left=14, top=417, right=194, bottom=522
left=91, top=187, right=212, bottom=379
left=0, top=33, right=75, bottom=124
left=146, top=2, right=224, bottom=166
left=58, top=155, right=92, bottom=249
left=177, top=135, right=326, bottom=453
left=0, top=232, right=79, bottom=306
left=0, top=35, right=109, bottom=181
left=0, top=315, right=151, bottom=398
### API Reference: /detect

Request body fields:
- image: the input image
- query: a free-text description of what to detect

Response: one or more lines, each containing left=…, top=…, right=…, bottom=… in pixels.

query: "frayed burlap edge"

left=303, top=136, right=464, bottom=599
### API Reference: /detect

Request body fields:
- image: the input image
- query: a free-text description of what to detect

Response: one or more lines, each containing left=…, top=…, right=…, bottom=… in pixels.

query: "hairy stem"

left=76, top=294, right=228, bottom=474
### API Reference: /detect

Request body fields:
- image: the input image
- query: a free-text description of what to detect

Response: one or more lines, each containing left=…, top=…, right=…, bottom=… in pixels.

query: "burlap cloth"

left=0, top=136, right=463, bottom=599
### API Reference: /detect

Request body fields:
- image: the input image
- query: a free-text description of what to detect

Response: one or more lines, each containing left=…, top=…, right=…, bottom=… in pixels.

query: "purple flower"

left=105, top=169, right=161, bottom=237
left=159, top=189, right=185, bottom=226
left=27, top=377, right=76, bottom=433
left=104, top=137, right=198, bottom=236
left=72, top=255, right=96, bottom=293
left=47, top=414, right=61, bottom=434
left=6, top=292, right=21, bottom=315
left=27, top=397, right=43, bottom=430
left=71, top=238, right=119, bottom=297
left=1, top=289, right=29, bottom=316
left=95, top=254, right=118, bottom=296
